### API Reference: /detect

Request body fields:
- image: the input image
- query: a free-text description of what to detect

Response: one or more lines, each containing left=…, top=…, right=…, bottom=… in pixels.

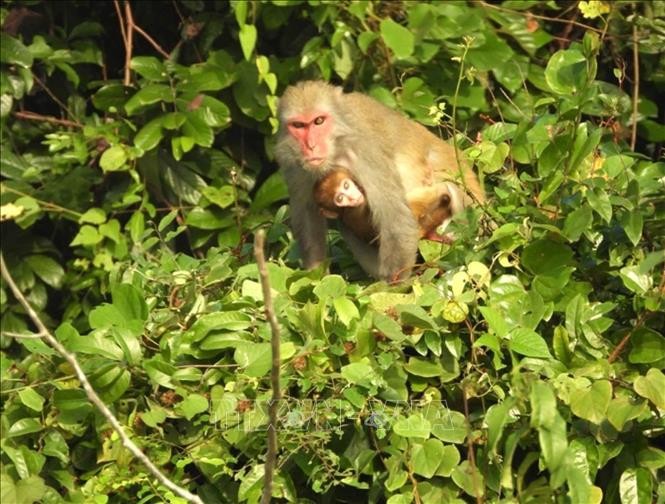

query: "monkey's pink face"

left=287, top=113, right=333, bottom=168
left=334, top=178, right=365, bottom=208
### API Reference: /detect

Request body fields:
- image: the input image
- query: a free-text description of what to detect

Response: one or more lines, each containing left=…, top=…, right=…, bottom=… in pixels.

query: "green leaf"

left=563, top=204, right=593, bottom=242
left=521, top=240, right=573, bottom=275
left=570, top=380, right=612, bottom=424
left=250, top=172, right=289, bottom=211
left=112, top=283, right=148, bottom=322
left=393, top=414, right=431, bottom=439
left=629, top=329, right=665, bottom=364
left=42, top=430, right=70, bottom=464
left=341, top=359, right=379, bottom=387
left=6, top=418, right=43, bottom=438
left=124, top=84, right=172, bottom=115
left=202, top=185, right=235, bottom=208
left=333, top=297, right=360, bottom=327
left=619, top=210, right=643, bottom=246
left=24, top=255, right=64, bottom=289
left=99, top=145, right=128, bottom=172
left=619, top=468, right=653, bottom=504
left=178, top=394, right=208, bottom=420
left=373, top=313, right=405, bottom=342
left=411, top=439, right=444, bottom=478
left=404, top=357, right=442, bottom=378
left=234, top=342, right=271, bottom=377
left=130, top=56, right=166, bottom=81
left=586, top=188, right=612, bottom=223
left=182, top=112, right=214, bottom=147
left=239, top=24, right=257, bottom=60
left=70, top=225, right=103, bottom=246
left=634, top=368, right=665, bottom=409
left=619, top=265, right=652, bottom=294
left=79, top=208, right=106, bottom=224
left=380, top=19, right=414, bottom=59
left=509, top=328, right=552, bottom=359
left=18, top=388, right=45, bottom=412
left=134, top=117, right=164, bottom=152
left=545, top=49, right=588, bottom=95
left=314, top=275, right=347, bottom=299
left=0, top=33, right=34, bottom=68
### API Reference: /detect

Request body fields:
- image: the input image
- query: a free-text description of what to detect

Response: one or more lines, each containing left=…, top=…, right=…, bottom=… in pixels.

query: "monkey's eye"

left=290, top=121, right=306, bottom=129
left=343, top=180, right=350, bottom=190
left=313, top=116, right=326, bottom=126
left=335, top=194, right=344, bottom=204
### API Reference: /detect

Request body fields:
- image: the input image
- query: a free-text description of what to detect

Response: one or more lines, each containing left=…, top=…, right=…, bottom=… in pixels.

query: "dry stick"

left=630, top=17, right=640, bottom=151
left=253, top=231, right=281, bottom=504
left=133, top=23, right=171, bottom=59
left=13, top=110, right=82, bottom=128
left=0, top=253, right=204, bottom=504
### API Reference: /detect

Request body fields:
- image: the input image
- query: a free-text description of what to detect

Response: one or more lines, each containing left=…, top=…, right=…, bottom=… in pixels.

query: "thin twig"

left=134, top=23, right=170, bottom=59
left=406, top=460, right=423, bottom=504
left=13, top=110, right=82, bottom=128
left=630, top=12, right=640, bottom=151
left=608, top=312, right=648, bottom=364
left=1, top=330, right=46, bottom=339
left=254, top=230, right=281, bottom=504
left=0, top=253, right=203, bottom=504
left=31, top=74, right=77, bottom=120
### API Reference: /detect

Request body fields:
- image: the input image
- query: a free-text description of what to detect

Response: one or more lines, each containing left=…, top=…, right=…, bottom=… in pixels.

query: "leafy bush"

left=1, top=1, right=663, bottom=503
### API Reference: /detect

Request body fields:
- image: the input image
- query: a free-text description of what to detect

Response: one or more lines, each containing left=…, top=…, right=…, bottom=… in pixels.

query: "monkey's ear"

left=320, top=208, right=339, bottom=219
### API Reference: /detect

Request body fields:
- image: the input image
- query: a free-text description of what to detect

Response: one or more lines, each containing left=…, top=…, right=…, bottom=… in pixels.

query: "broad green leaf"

left=509, top=328, right=552, bottom=359
left=112, top=283, right=148, bottom=322
left=24, top=255, right=64, bottom=288
left=404, top=357, right=442, bottom=377
left=398, top=305, right=437, bottom=330
left=79, top=208, right=106, bottom=224
left=99, top=145, right=128, bottom=172
left=42, top=430, right=69, bottom=464
left=202, top=185, right=235, bottom=208
left=182, top=112, right=214, bottom=147
left=333, top=297, right=360, bottom=326
left=411, top=439, right=444, bottom=478
left=452, top=460, right=485, bottom=498
left=633, top=368, right=665, bottom=409
left=521, top=240, right=573, bottom=275
left=188, top=311, right=253, bottom=341
left=380, top=19, right=414, bottom=59
left=619, top=266, right=652, bottom=294
left=0, top=33, right=34, bottom=68
left=18, top=389, right=45, bottom=412
left=607, top=396, right=648, bottom=431
left=178, top=394, right=208, bottom=420
left=570, top=380, right=612, bottom=424
left=130, top=56, right=166, bottom=81
left=250, top=172, right=289, bottom=211
left=619, top=468, right=653, bottom=504
left=134, top=117, right=164, bottom=151
left=436, top=445, right=461, bottom=477
left=373, top=313, right=405, bottom=341
left=6, top=418, right=43, bottom=438
left=587, top=189, right=612, bottom=223
left=124, top=84, right=172, bottom=115
left=629, top=329, right=665, bottom=364
left=563, top=204, right=593, bottom=242
left=619, top=210, right=643, bottom=246
left=239, top=24, right=257, bottom=61
left=341, top=359, right=379, bottom=388
left=70, top=225, right=103, bottom=246
left=393, top=414, right=431, bottom=439
left=314, top=275, right=347, bottom=299
left=545, top=49, right=588, bottom=94
left=530, top=382, right=567, bottom=473
left=234, top=342, right=271, bottom=377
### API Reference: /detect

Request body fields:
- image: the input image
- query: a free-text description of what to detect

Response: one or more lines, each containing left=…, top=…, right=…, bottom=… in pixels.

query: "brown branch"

left=134, top=22, right=170, bottom=59
left=123, top=1, right=135, bottom=86
left=254, top=230, right=281, bottom=504
left=630, top=15, right=640, bottom=151
left=406, top=461, right=423, bottom=504
left=0, top=253, right=204, bottom=504
left=31, top=73, right=78, bottom=120
left=13, top=110, right=82, bottom=128
left=608, top=312, right=649, bottom=364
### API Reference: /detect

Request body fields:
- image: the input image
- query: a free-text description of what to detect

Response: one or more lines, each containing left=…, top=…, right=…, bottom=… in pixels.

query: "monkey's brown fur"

left=314, top=168, right=453, bottom=243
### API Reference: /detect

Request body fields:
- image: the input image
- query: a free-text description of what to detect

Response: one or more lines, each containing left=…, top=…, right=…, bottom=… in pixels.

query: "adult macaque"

left=313, top=168, right=458, bottom=243
left=275, top=80, right=484, bottom=280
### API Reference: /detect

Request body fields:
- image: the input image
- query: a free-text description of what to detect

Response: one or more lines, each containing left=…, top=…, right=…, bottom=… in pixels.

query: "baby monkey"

left=313, top=168, right=454, bottom=244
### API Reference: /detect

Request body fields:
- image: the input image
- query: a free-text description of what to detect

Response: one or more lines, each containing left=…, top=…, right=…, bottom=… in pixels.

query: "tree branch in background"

left=0, top=252, right=204, bottom=504
left=630, top=16, right=640, bottom=151
left=253, top=230, right=281, bottom=504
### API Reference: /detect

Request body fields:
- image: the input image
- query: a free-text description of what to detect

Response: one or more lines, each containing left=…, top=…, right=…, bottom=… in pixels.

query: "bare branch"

left=0, top=252, right=203, bottom=504
left=253, top=230, right=281, bottom=504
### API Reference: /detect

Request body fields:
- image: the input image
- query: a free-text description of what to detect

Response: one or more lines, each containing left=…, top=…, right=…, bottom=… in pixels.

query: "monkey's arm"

left=283, top=166, right=328, bottom=268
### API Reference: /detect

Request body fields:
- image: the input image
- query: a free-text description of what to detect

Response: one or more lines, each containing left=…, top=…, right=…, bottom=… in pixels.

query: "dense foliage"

left=1, top=1, right=664, bottom=503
